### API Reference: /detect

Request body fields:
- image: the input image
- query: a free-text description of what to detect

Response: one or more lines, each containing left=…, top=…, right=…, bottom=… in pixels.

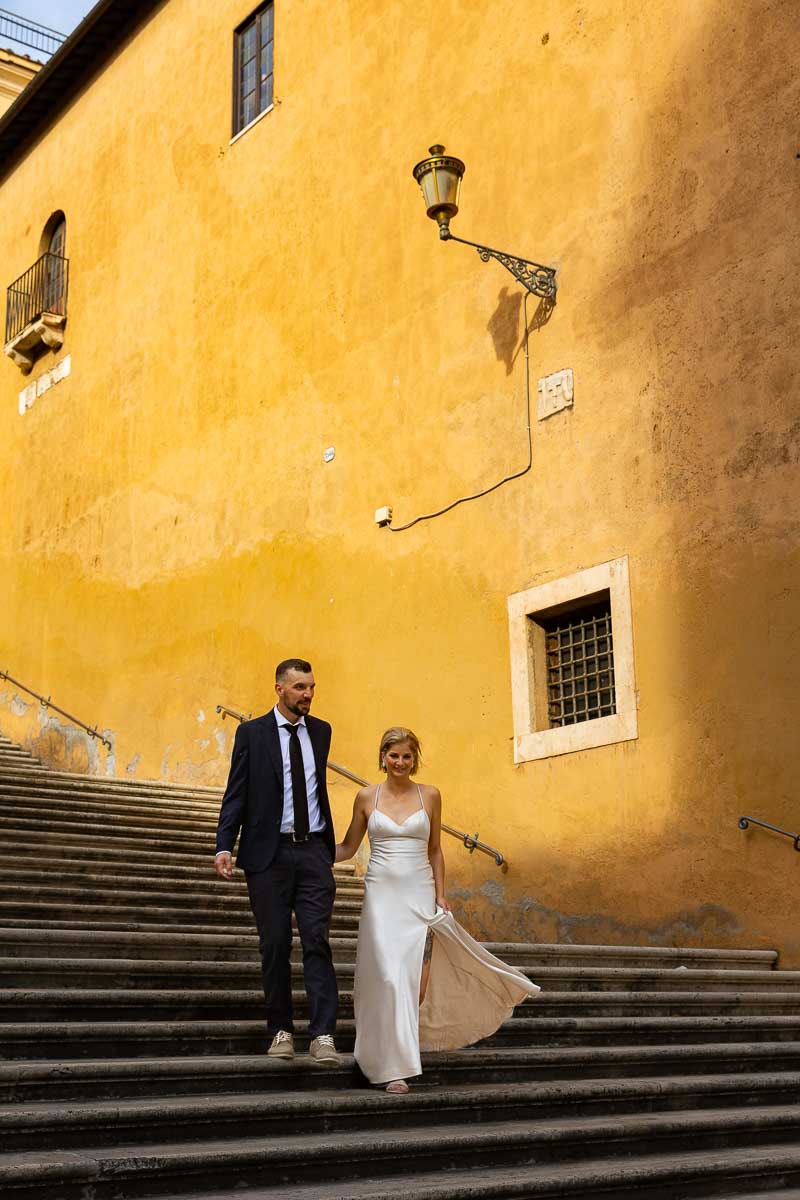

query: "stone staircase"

left=2, top=732, right=800, bottom=1198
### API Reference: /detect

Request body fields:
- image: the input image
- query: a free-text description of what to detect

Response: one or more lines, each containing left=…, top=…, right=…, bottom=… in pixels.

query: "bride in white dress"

left=335, top=727, right=540, bottom=1093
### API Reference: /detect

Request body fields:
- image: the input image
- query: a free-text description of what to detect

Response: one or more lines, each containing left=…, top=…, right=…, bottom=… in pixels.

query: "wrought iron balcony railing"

left=5, top=252, right=69, bottom=344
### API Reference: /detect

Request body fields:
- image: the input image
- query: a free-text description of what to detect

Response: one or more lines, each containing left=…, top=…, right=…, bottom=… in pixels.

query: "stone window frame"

left=507, top=556, right=638, bottom=763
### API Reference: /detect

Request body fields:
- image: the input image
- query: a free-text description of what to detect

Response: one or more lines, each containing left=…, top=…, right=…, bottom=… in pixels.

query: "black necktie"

left=287, top=724, right=309, bottom=837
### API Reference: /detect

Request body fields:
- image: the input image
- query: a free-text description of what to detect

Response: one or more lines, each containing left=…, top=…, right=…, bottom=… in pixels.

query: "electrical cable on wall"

left=386, top=291, right=540, bottom=532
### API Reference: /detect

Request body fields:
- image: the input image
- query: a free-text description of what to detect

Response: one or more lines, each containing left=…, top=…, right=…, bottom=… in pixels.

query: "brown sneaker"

left=309, top=1034, right=340, bottom=1065
left=267, top=1030, right=295, bottom=1059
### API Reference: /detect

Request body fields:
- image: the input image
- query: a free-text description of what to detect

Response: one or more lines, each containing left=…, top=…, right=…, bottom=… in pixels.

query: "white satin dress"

left=353, top=785, right=540, bottom=1084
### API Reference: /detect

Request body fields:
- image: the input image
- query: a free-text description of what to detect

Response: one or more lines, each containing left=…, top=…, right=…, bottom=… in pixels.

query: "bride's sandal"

left=385, top=1079, right=410, bottom=1094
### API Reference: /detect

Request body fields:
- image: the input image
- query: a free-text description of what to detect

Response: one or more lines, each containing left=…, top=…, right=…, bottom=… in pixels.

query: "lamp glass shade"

left=412, top=145, right=465, bottom=226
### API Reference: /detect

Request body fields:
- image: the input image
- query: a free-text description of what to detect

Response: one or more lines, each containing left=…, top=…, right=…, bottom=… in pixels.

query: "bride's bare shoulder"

left=417, top=782, right=441, bottom=802
left=354, top=783, right=378, bottom=810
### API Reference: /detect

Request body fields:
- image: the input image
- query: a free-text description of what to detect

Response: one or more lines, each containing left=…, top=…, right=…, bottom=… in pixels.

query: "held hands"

left=435, top=895, right=452, bottom=913
left=214, top=852, right=234, bottom=881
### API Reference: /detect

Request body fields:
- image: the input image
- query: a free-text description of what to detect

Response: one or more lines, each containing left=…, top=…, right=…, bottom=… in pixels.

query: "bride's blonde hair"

left=378, top=727, right=422, bottom=775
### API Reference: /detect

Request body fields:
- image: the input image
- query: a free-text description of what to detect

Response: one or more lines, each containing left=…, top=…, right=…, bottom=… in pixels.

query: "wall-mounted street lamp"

left=412, top=145, right=557, bottom=302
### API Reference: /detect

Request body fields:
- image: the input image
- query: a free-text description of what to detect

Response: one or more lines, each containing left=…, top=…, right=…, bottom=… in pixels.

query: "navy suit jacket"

left=215, top=710, right=335, bottom=871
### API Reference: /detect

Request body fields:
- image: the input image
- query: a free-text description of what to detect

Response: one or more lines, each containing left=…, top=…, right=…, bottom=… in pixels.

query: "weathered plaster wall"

left=0, top=1, right=798, bottom=955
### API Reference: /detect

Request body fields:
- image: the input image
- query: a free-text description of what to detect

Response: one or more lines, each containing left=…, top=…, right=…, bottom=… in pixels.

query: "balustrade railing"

left=5, top=252, right=69, bottom=343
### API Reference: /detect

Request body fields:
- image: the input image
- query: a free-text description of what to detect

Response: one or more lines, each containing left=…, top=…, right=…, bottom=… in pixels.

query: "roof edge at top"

left=0, top=0, right=166, bottom=184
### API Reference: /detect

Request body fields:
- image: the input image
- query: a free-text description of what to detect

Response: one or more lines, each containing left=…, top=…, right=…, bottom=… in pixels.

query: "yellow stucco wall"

left=1, top=1, right=798, bottom=955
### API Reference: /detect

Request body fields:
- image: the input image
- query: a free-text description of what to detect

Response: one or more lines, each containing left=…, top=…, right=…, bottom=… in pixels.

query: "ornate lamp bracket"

left=441, top=229, right=557, bottom=302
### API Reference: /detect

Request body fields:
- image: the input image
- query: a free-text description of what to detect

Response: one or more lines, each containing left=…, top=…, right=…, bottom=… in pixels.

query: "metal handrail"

left=212, top=703, right=507, bottom=870
left=739, top=815, right=800, bottom=852
left=0, top=669, right=112, bottom=750
left=216, top=703, right=251, bottom=722
left=327, top=761, right=508, bottom=870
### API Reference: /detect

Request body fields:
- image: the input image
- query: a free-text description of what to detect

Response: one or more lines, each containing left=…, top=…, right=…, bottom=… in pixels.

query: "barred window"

left=233, top=3, right=274, bottom=136
left=541, top=599, right=616, bottom=727
left=507, top=560, right=636, bottom=762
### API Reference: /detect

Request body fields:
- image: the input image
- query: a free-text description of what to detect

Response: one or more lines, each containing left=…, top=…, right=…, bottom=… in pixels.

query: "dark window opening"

left=233, top=3, right=274, bottom=136
left=540, top=597, right=616, bottom=727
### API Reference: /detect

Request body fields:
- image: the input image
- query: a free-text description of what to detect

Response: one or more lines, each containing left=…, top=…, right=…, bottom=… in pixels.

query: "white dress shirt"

left=273, top=705, right=325, bottom=833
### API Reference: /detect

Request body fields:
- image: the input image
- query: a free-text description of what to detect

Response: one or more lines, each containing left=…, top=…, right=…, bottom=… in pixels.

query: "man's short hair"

left=275, top=658, right=313, bottom=681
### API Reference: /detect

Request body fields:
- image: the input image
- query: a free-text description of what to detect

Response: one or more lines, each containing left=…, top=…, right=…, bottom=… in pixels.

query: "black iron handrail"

left=214, top=703, right=508, bottom=870
left=5, top=252, right=68, bottom=343
left=739, top=815, right=800, bottom=852
left=0, top=669, right=112, bottom=750
left=327, top=761, right=508, bottom=871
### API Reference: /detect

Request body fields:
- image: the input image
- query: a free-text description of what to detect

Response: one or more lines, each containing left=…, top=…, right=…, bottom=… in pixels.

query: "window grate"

left=542, top=600, right=616, bottom=727
left=234, top=3, right=274, bottom=136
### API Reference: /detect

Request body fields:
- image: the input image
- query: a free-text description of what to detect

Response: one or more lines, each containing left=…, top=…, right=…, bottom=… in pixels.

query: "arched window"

left=40, top=212, right=67, bottom=316
left=47, top=215, right=66, bottom=259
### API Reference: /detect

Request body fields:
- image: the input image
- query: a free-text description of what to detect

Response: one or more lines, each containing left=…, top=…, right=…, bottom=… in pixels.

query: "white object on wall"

left=537, top=368, right=573, bottom=420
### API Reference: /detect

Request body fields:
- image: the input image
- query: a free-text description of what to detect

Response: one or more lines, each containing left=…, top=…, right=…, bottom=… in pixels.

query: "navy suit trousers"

left=245, top=838, right=338, bottom=1039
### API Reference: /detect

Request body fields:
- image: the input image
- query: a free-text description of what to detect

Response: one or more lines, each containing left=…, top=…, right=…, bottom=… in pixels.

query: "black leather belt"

left=279, top=831, right=326, bottom=843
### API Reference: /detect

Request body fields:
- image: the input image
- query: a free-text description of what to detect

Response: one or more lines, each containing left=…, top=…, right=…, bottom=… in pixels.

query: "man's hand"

left=214, top=852, right=234, bottom=881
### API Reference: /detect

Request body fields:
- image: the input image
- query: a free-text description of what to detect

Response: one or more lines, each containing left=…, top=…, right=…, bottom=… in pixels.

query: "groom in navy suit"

left=214, top=658, right=339, bottom=1063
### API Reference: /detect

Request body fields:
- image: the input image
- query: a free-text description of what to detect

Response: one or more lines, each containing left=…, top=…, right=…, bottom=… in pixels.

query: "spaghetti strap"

left=373, top=784, right=381, bottom=813
left=416, top=783, right=425, bottom=813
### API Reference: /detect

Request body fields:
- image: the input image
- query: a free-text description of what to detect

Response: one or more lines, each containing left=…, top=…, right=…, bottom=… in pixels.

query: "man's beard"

left=286, top=699, right=310, bottom=717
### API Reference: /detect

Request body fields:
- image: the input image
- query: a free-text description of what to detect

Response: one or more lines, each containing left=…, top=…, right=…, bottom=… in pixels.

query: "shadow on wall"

left=599, top=1, right=799, bottom=955
left=456, top=0, right=799, bottom=952
left=486, top=288, right=554, bottom=375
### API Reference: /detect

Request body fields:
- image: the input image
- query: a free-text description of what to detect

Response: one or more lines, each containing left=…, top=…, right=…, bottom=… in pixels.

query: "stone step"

left=3, top=1041, right=800, bottom=1097
left=0, top=928, right=771, bottom=971
left=0, top=914, right=282, bottom=935
left=0, top=813, right=222, bottom=851
left=6, top=987, right=800, bottom=1022
left=0, top=787, right=222, bottom=819
left=0, top=771, right=356, bottom=817
left=7, top=832, right=357, bottom=873
left=3, top=1015, right=800, bottom=1063
left=3, top=1106, right=800, bottom=1199
left=0, top=802, right=222, bottom=837
left=0, top=907, right=356, bottom=939
left=8, top=850, right=364, bottom=887
left=3, top=1071, right=800, bottom=1152
left=0, top=824, right=230, bottom=860
left=158, top=1148, right=800, bottom=1199
left=0, top=910, right=357, bottom=935
left=5, top=957, right=798, bottom=993
left=0, top=767, right=221, bottom=802
left=0, top=873, right=362, bottom=902
left=0, top=927, right=356, bottom=962
left=0, top=881, right=364, bottom=915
